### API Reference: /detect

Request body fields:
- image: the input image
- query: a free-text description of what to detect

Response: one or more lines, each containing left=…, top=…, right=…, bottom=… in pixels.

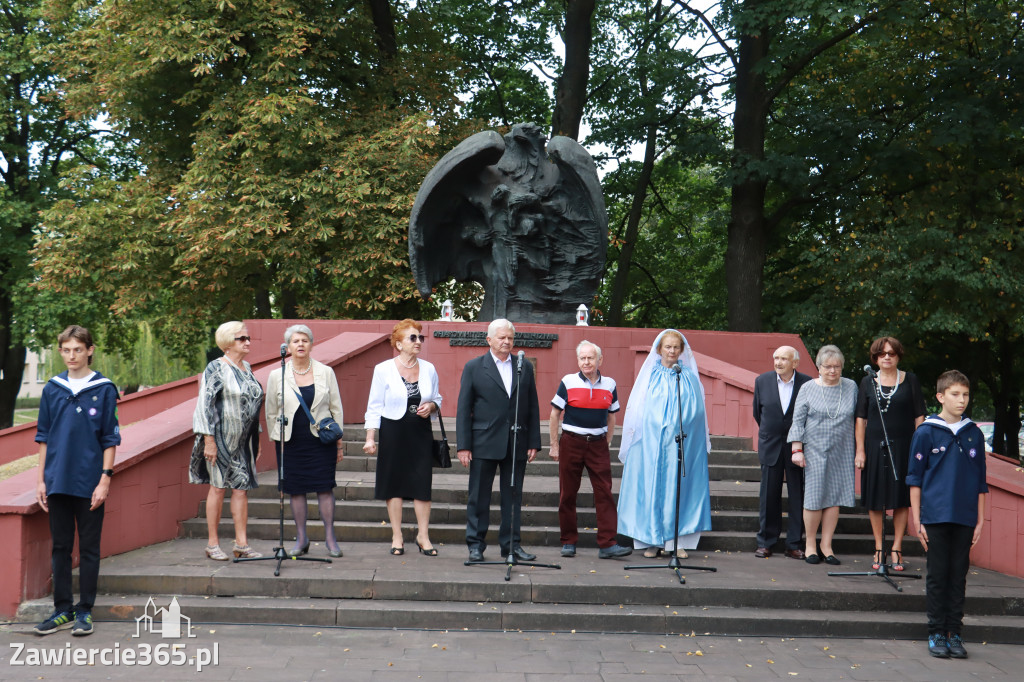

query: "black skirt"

left=276, top=384, right=337, bottom=495
left=375, top=407, right=433, bottom=501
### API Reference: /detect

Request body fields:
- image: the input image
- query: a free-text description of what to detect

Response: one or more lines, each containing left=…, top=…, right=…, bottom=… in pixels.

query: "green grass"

left=13, top=409, right=38, bottom=425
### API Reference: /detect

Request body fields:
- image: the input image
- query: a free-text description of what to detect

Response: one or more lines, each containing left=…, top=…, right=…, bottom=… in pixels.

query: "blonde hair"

left=214, top=321, right=245, bottom=351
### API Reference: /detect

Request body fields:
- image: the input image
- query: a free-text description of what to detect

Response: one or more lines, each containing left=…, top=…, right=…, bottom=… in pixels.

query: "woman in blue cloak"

left=617, top=330, right=712, bottom=558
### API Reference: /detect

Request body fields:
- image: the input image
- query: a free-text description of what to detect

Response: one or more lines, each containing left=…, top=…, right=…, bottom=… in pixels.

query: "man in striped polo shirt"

left=548, top=341, right=632, bottom=559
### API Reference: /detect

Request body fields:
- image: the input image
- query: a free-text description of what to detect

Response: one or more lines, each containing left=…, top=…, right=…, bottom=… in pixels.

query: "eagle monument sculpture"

left=409, top=123, right=608, bottom=323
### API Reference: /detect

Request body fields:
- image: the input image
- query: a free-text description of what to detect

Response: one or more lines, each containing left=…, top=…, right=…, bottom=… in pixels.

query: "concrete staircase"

left=19, top=424, right=1024, bottom=642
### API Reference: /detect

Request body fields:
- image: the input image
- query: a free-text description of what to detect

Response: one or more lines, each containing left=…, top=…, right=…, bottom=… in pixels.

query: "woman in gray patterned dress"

left=788, top=345, right=857, bottom=566
left=190, top=321, right=265, bottom=561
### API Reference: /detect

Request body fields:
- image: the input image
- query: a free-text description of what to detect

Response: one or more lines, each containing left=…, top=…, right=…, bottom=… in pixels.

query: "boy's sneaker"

left=946, top=633, right=968, bottom=658
left=33, top=610, right=74, bottom=635
left=71, top=610, right=93, bottom=636
left=928, top=633, right=950, bottom=658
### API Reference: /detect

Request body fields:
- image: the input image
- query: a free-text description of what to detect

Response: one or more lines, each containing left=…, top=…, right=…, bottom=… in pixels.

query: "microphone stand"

left=625, top=363, right=716, bottom=584
left=828, top=365, right=919, bottom=592
left=236, top=345, right=332, bottom=574
left=466, top=352, right=560, bottom=581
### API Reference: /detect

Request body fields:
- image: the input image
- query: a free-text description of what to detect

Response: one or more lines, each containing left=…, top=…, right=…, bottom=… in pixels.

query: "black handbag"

left=432, top=408, right=452, bottom=468
left=294, top=389, right=343, bottom=444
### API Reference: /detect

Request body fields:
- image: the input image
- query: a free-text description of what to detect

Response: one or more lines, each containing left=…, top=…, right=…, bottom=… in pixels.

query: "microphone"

left=280, top=343, right=288, bottom=357
left=863, top=364, right=877, bottom=377
left=517, top=350, right=525, bottom=372
left=671, top=363, right=682, bottom=374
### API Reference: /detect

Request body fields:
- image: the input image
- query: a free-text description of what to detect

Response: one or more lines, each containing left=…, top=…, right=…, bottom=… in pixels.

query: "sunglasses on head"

left=408, top=334, right=426, bottom=343
left=234, top=336, right=251, bottom=342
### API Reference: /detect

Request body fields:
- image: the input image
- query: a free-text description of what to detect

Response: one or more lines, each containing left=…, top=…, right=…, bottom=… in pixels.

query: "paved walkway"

left=2, top=620, right=1021, bottom=681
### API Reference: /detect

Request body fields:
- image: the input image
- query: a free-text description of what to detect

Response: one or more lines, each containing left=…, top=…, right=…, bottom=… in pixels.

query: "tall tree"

left=766, top=0, right=1024, bottom=457
left=32, top=0, right=468, bottom=351
left=673, top=0, right=904, bottom=331
left=551, top=0, right=596, bottom=139
left=587, top=0, right=723, bottom=326
left=0, top=0, right=117, bottom=428
left=420, top=0, right=557, bottom=127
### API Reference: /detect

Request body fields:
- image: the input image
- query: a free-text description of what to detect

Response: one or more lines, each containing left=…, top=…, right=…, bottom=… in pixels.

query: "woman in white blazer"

left=266, top=324, right=344, bottom=557
left=364, top=319, right=442, bottom=556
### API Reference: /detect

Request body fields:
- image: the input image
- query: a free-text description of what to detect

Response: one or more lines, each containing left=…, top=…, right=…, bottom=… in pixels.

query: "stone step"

left=333, top=454, right=762, bottom=481
left=339, top=424, right=752, bottom=452
left=334, top=441, right=762, bottom=466
left=20, top=538, right=1023, bottom=641
left=250, top=481, right=800, bottom=512
left=212, top=499, right=883, bottom=536
left=16, top=595, right=1024, bottom=641
left=181, top=517, right=925, bottom=557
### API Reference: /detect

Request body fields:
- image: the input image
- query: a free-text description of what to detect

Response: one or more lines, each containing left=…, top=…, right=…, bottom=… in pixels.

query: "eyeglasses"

left=876, top=351, right=898, bottom=358
left=59, top=347, right=88, bottom=356
left=819, top=364, right=842, bottom=372
left=234, top=336, right=251, bottom=343
left=407, top=334, right=426, bottom=343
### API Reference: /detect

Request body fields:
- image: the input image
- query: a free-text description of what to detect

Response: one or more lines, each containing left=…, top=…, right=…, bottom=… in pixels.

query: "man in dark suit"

left=752, top=346, right=811, bottom=559
left=457, top=319, right=542, bottom=562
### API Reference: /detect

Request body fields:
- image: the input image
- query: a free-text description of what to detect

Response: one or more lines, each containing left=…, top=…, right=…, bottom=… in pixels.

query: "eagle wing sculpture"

left=409, top=124, right=607, bottom=323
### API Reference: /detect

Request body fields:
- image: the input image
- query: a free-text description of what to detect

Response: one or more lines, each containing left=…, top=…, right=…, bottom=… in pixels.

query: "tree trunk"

left=606, top=121, right=659, bottom=326
left=366, top=0, right=398, bottom=62
left=726, top=27, right=770, bottom=332
left=551, top=0, right=596, bottom=140
left=0, top=289, right=26, bottom=429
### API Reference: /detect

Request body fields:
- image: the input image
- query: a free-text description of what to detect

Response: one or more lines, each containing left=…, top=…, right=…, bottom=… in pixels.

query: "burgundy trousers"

left=558, top=431, right=618, bottom=548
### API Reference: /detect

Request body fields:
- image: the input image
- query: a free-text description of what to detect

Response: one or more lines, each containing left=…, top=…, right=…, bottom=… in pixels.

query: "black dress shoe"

left=823, top=554, right=841, bottom=565
left=508, top=546, right=536, bottom=562
left=754, top=546, right=772, bottom=558
left=805, top=553, right=821, bottom=565
left=467, top=548, right=484, bottom=562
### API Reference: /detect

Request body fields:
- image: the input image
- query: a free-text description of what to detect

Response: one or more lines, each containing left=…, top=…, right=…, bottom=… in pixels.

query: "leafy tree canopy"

left=32, top=0, right=471, bottom=351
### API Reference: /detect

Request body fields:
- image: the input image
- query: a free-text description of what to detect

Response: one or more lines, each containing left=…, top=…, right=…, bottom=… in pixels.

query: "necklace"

left=877, top=370, right=901, bottom=413
left=397, top=356, right=418, bottom=369
left=820, top=380, right=843, bottom=420
left=291, top=360, right=312, bottom=376
left=222, top=355, right=244, bottom=371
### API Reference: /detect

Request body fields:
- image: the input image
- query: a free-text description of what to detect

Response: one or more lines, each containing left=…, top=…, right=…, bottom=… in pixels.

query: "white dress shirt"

left=491, top=351, right=513, bottom=396
left=777, top=372, right=796, bottom=413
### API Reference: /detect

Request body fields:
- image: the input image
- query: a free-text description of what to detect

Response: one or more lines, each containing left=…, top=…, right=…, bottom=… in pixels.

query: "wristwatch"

left=101, top=469, right=114, bottom=478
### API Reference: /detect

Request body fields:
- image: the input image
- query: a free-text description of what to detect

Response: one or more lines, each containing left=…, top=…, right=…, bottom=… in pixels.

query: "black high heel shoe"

left=416, top=541, right=438, bottom=557
left=288, top=540, right=310, bottom=558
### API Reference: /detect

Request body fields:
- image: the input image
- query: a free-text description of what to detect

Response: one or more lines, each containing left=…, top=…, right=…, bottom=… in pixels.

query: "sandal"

left=890, top=550, right=905, bottom=572
left=872, top=548, right=884, bottom=570
left=232, top=543, right=262, bottom=559
left=417, top=541, right=438, bottom=557
left=643, top=547, right=660, bottom=559
left=659, top=548, right=688, bottom=559
left=390, top=546, right=405, bottom=556
left=205, top=544, right=229, bottom=561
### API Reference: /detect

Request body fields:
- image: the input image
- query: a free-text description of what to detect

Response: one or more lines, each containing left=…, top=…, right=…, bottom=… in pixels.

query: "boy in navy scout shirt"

left=34, top=325, right=120, bottom=636
left=907, top=370, right=988, bottom=659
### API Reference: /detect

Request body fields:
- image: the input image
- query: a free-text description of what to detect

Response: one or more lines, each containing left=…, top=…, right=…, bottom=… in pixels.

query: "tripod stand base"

left=465, top=556, right=562, bottom=582
left=830, top=565, right=921, bottom=592
left=235, top=545, right=332, bottom=577
left=624, top=556, right=717, bottom=585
